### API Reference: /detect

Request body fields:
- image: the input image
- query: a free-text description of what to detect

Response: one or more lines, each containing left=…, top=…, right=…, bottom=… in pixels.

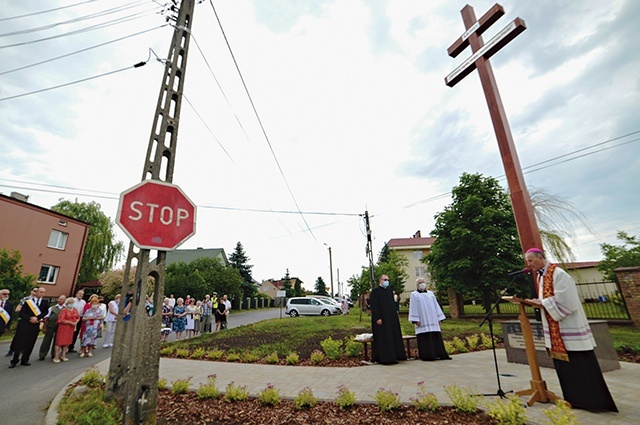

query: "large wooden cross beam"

left=445, top=4, right=543, bottom=255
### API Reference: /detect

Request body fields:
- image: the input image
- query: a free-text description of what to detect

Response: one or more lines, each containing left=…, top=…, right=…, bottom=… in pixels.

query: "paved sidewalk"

left=54, top=349, right=639, bottom=425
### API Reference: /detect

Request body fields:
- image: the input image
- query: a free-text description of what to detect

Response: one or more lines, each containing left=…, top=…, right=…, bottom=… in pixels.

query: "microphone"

left=507, top=268, right=530, bottom=276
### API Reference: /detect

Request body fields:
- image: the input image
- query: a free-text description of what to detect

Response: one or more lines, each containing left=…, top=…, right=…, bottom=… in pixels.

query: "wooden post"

left=503, top=296, right=563, bottom=406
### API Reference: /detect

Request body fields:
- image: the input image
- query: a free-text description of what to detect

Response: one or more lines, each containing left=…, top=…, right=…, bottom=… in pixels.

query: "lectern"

left=502, top=296, right=565, bottom=406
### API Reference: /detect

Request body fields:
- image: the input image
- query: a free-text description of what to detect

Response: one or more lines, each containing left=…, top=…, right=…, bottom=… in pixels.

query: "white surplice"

left=408, top=290, right=446, bottom=334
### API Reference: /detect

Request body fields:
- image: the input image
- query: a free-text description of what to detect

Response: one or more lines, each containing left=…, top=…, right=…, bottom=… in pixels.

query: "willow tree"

left=51, top=199, right=124, bottom=284
left=529, top=188, right=593, bottom=264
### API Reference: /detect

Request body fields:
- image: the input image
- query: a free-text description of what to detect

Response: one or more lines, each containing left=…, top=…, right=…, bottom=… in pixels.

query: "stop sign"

left=117, top=180, right=196, bottom=251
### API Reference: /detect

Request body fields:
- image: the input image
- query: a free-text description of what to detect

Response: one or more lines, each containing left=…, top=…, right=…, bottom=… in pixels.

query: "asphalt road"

left=0, top=308, right=285, bottom=425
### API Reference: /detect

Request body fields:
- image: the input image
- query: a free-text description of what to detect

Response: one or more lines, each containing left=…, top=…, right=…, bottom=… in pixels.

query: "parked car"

left=286, top=297, right=335, bottom=317
left=315, top=298, right=342, bottom=315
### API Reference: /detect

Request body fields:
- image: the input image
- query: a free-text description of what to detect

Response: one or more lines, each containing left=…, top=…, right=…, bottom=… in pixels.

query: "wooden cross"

left=445, top=4, right=543, bottom=255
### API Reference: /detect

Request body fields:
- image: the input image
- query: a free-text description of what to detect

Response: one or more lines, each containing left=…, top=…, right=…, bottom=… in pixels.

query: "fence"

left=443, top=281, right=631, bottom=320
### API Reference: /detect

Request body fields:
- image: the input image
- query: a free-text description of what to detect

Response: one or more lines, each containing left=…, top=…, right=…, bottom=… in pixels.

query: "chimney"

left=10, top=192, right=29, bottom=202
left=413, top=230, right=421, bottom=238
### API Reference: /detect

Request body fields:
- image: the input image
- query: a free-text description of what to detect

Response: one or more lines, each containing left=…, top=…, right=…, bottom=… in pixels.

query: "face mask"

left=418, top=283, right=427, bottom=290
left=382, top=280, right=389, bottom=288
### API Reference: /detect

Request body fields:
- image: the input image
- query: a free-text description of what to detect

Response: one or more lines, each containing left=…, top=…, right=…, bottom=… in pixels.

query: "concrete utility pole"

left=445, top=4, right=543, bottom=255
left=105, top=1, right=196, bottom=423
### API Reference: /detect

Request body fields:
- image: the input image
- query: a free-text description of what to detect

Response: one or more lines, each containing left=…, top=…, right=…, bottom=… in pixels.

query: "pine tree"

left=228, top=241, right=256, bottom=299
left=282, top=269, right=294, bottom=298
left=314, top=276, right=328, bottom=295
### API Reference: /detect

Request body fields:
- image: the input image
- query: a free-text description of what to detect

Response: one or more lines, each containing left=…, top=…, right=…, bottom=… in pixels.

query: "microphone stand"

left=477, top=273, right=523, bottom=398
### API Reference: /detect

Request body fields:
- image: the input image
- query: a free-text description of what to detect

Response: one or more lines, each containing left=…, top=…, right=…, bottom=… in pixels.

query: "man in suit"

left=38, top=294, right=65, bottom=361
left=0, top=289, right=14, bottom=336
left=9, top=287, right=49, bottom=368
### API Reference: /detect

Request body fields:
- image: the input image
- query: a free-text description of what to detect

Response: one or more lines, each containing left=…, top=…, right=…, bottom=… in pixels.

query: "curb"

left=43, top=359, right=110, bottom=425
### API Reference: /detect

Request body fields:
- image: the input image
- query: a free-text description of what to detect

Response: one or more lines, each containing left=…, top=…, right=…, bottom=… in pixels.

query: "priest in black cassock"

left=370, top=274, right=406, bottom=365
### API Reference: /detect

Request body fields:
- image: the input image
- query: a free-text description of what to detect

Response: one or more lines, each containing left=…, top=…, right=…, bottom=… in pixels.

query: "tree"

left=99, top=266, right=136, bottom=300
left=426, top=173, right=524, bottom=312
left=376, top=250, right=409, bottom=297
left=599, top=231, right=640, bottom=282
left=293, top=278, right=304, bottom=297
left=282, top=269, right=294, bottom=298
left=348, top=273, right=369, bottom=302
left=0, top=248, right=36, bottom=300
left=314, top=276, right=328, bottom=295
left=51, top=199, right=124, bottom=284
left=228, top=241, right=256, bottom=299
left=377, top=243, right=391, bottom=264
left=165, top=258, right=243, bottom=302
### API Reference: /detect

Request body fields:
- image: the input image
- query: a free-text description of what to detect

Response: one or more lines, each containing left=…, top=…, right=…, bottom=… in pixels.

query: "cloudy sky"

left=1, top=0, right=638, bottom=292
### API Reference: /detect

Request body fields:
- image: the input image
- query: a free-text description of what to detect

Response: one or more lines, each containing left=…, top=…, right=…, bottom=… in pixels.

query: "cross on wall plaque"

left=444, top=3, right=543, bottom=254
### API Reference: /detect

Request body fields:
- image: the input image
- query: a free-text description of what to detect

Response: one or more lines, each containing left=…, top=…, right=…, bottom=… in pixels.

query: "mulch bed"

left=156, top=391, right=496, bottom=425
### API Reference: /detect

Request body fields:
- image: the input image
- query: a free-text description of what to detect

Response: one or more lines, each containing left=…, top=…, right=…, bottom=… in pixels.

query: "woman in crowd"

left=161, top=297, right=173, bottom=343
left=185, top=298, right=197, bottom=338
left=172, top=297, right=187, bottom=340
left=215, top=298, right=227, bottom=331
left=80, top=294, right=104, bottom=358
left=53, top=297, right=80, bottom=363
left=193, top=300, right=203, bottom=336
left=103, top=294, right=120, bottom=348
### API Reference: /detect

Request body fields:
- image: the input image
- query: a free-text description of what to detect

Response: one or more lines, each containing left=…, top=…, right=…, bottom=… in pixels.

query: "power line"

left=0, top=179, right=360, bottom=216
left=0, top=25, right=167, bottom=76
left=0, top=7, right=161, bottom=50
left=208, top=0, right=318, bottom=241
left=0, top=0, right=102, bottom=22
left=404, top=130, right=640, bottom=209
left=0, top=63, right=146, bottom=102
left=0, top=0, right=150, bottom=38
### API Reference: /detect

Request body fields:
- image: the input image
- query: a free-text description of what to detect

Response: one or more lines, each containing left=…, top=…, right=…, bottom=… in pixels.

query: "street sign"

left=117, top=180, right=196, bottom=251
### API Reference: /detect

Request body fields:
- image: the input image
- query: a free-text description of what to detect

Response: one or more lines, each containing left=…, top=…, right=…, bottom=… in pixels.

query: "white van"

left=285, top=297, right=334, bottom=317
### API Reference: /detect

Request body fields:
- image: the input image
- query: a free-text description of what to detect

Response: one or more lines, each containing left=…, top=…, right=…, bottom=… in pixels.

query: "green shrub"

left=171, top=377, right=191, bottom=395
left=79, top=367, right=104, bottom=387
left=310, top=350, right=325, bottom=364
left=242, top=351, right=260, bottom=363
left=294, top=387, right=317, bottom=410
left=57, top=386, right=121, bottom=425
left=480, top=333, right=496, bottom=348
left=543, top=400, right=578, bottom=425
left=196, top=375, right=220, bottom=399
left=344, top=338, right=362, bottom=357
left=444, top=340, right=456, bottom=354
left=466, top=334, right=480, bottom=351
left=412, top=381, right=439, bottom=412
left=226, top=352, right=241, bottom=362
left=175, top=348, right=190, bottom=359
left=320, top=336, right=343, bottom=360
left=207, top=349, right=224, bottom=360
left=334, top=385, right=356, bottom=409
left=190, top=348, right=206, bottom=359
left=374, top=388, right=401, bottom=412
left=286, top=352, right=299, bottom=365
left=224, top=382, right=248, bottom=402
left=452, top=337, right=469, bottom=353
left=444, top=384, right=480, bottom=413
left=157, top=378, right=168, bottom=390
left=159, top=346, right=174, bottom=356
left=484, top=395, right=527, bottom=425
left=264, top=351, right=279, bottom=364
left=258, top=383, right=281, bottom=406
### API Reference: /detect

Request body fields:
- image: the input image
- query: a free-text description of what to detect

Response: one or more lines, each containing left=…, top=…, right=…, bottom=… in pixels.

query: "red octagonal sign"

left=117, top=180, right=196, bottom=251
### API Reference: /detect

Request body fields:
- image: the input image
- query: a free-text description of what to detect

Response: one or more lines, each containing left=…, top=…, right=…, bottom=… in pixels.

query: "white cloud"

left=1, top=0, right=639, bottom=291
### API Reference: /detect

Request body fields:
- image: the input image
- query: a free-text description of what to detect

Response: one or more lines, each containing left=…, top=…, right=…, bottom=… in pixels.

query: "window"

left=415, top=266, right=426, bottom=277
left=38, top=265, right=60, bottom=284
left=48, top=230, right=68, bottom=250
left=413, top=250, right=423, bottom=259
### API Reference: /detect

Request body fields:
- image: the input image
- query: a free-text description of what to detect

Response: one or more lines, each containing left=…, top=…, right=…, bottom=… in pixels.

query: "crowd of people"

left=1, top=288, right=234, bottom=368
left=161, top=293, right=232, bottom=341
left=2, top=288, right=115, bottom=367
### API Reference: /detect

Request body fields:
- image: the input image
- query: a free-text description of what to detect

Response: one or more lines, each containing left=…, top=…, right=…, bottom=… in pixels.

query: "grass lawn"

left=163, top=307, right=640, bottom=359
